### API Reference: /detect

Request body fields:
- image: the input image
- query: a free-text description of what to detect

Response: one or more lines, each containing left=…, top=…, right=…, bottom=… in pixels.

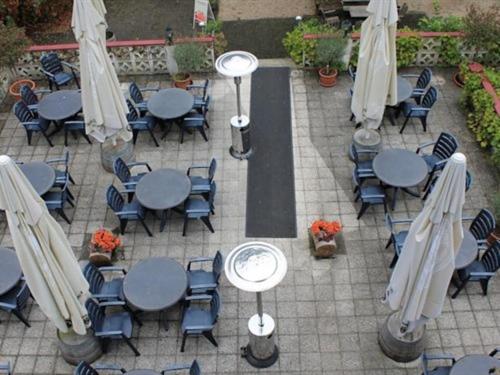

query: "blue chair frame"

left=128, top=82, right=159, bottom=116
left=43, top=180, right=74, bottom=224
left=0, top=280, right=31, bottom=327
left=40, top=52, right=80, bottom=90
left=161, top=360, right=201, bottom=375
left=183, top=181, right=216, bottom=236
left=421, top=352, right=455, bottom=375
left=398, top=86, right=437, bottom=134
left=113, top=157, right=151, bottom=202
left=401, top=68, right=432, bottom=104
left=385, top=214, right=413, bottom=268
left=126, top=100, right=159, bottom=147
left=14, top=101, right=54, bottom=147
left=187, top=158, right=217, bottom=197
left=186, top=250, right=223, bottom=294
left=74, top=361, right=127, bottom=375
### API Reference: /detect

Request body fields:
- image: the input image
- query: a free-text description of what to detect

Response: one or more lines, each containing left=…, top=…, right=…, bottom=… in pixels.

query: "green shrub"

left=492, top=191, right=500, bottom=221
left=203, top=20, right=227, bottom=57
left=315, top=35, right=346, bottom=73
left=0, top=23, right=30, bottom=70
left=463, top=4, right=500, bottom=65
left=396, top=27, right=423, bottom=68
left=174, top=43, right=205, bottom=75
left=283, top=19, right=336, bottom=65
left=205, top=19, right=223, bottom=34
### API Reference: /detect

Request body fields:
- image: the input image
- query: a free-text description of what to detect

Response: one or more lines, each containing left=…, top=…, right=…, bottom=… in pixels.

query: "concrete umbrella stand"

left=225, top=242, right=287, bottom=368
left=57, top=328, right=103, bottom=365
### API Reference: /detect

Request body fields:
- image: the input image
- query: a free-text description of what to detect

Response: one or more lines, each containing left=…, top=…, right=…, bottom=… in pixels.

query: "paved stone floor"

left=0, top=67, right=498, bottom=374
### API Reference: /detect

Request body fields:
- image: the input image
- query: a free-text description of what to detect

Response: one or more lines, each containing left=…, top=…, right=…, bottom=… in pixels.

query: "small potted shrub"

left=309, top=219, right=342, bottom=257
left=487, top=192, right=500, bottom=246
left=0, top=23, right=32, bottom=98
left=173, top=43, right=205, bottom=89
left=88, top=228, right=123, bottom=266
left=315, top=35, right=347, bottom=87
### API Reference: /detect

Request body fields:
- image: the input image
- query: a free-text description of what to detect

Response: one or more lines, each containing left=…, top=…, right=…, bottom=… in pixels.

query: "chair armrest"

left=93, top=363, right=127, bottom=373
left=356, top=149, right=378, bottom=155
left=416, top=141, right=435, bottom=154
left=185, top=294, right=212, bottom=302
left=391, top=218, right=413, bottom=224
left=95, top=330, right=122, bottom=337
left=116, top=210, right=139, bottom=215
left=461, top=216, right=474, bottom=221
left=122, top=181, right=138, bottom=187
left=183, top=117, right=203, bottom=121
left=64, top=120, right=85, bottom=125
left=422, top=353, right=456, bottom=361
left=128, top=120, right=149, bottom=126
left=187, top=84, right=205, bottom=90
left=409, top=107, right=431, bottom=113
left=161, top=364, right=191, bottom=373
left=41, top=69, right=55, bottom=78
left=21, top=121, right=42, bottom=126
left=186, top=209, right=210, bottom=214
left=92, top=293, right=121, bottom=299
left=0, top=302, right=15, bottom=309
left=190, top=282, right=218, bottom=290
left=43, top=200, right=61, bottom=204
left=46, top=157, right=65, bottom=164
left=469, top=272, right=495, bottom=278
left=139, top=85, right=160, bottom=92
left=61, top=61, right=78, bottom=71
left=361, top=193, right=386, bottom=199
left=413, top=88, right=426, bottom=94
left=121, top=188, right=136, bottom=193
left=400, top=74, right=420, bottom=78
left=98, top=266, right=127, bottom=274
left=187, top=256, right=214, bottom=270
left=98, top=300, right=125, bottom=307
left=34, top=88, right=52, bottom=94
left=477, top=239, right=487, bottom=245
left=127, top=162, right=152, bottom=171
left=489, top=347, right=500, bottom=357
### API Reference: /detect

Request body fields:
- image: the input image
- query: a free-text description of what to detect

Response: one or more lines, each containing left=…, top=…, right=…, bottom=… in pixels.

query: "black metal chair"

left=401, top=68, right=432, bottom=104
left=40, top=52, right=80, bottom=90
left=128, top=82, right=159, bottom=116
left=186, top=250, right=223, bottom=294
left=0, top=280, right=31, bottom=327
left=14, top=101, right=54, bottom=146
left=43, top=180, right=74, bottom=224
left=451, top=240, right=500, bottom=298
left=385, top=214, right=412, bottom=268
left=183, top=181, right=216, bottom=236
left=421, top=352, right=455, bottom=375
left=398, top=86, right=438, bottom=134
left=126, top=99, right=159, bottom=147
left=416, top=132, right=459, bottom=191
left=161, top=360, right=201, bottom=375
left=464, top=209, right=496, bottom=248
left=352, top=170, right=387, bottom=220
left=187, top=158, right=217, bottom=197
left=113, top=157, right=151, bottom=202
left=85, top=298, right=140, bottom=356
left=74, top=361, right=127, bottom=375
left=106, top=185, right=152, bottom=237
left=180, top=291, right=220, bottom=352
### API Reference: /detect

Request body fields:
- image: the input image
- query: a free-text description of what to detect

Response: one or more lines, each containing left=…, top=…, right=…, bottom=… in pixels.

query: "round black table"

left=123, top=257, right=187, bottom=329
left=147, top=88, right=194, bottom=120
left=455, top=229, right=478, bottom=270
left=373, top=149, right=428, bottom=210
left=450, top=354, right=499, bottom=375
left=19, top=161, right=56, bottom=196
left=37, top=90, right=82, bottom=121
left=125, top=370, right=160, bottom=375
left=135, top=168, right=191, bottom=232
left=0, top=247, right=22, bottom=295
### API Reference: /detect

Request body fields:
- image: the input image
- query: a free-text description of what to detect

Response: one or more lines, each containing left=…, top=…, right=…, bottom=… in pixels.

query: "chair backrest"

left=210, top=290, right=221, bottom=324
left=126, top=99, right=139, bottom=122
left=20, top=85, right=38, bottom=107
left=416, top=68, right=432, bottom=90
left=113, top=157, right=132, bottom=184
left=129, top=82, right=144, bottom=104
left=85, top=298, right=104, bottom=333
left=74, top=361, right=99, bottom=375
left=83, top=263, right=105, bottom=296
left=347, top=64, right=356, bottom=82
left=432, top=132, right=458, bottom=161
left=41, top=53, right=63, bottom=75
left=469, top=208, right=496, bottom=241
left=208, top=158, right=217, bottom=181
left=106, top=185, right=125, bottom=214
left=190, top=360, right=201, bottom=375
left=14, top=101, right=34, bottom=123
left=200, top=79, right=210, bottom=99
left=421, top=86, right=437, bottom=109
left=212, top=251, right=223, bottom=281
left=16, top=281, right=31, bottom=309
left=481, top=240, right=500, bottom=273
left=465, top=170, right=472, bottom=192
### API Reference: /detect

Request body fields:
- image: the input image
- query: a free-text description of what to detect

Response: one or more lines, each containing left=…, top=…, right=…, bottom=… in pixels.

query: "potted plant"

left=173, top=43, right=205, bottom=89
left=88, top=228, right=123, bottom=266
left=315, top=35, right=347, bottom=87
left=309, top=219, right=342, bottom=257
left=487, top=191, right=500, bottom=246
left=0, top=23, right=32, bottom=98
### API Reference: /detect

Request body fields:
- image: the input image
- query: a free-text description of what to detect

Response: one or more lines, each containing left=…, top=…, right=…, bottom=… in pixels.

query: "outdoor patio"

left=0, top=66, right=498, bottom=374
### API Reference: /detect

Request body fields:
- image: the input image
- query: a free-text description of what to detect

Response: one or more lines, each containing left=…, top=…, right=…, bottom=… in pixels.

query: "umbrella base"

left=353, top=129, right=382, bottom=150
left=100, top=138, right=134, bottom=173
left=378, top=312, right=425, bottom=363
left=57, top=328, right=103, bottom=365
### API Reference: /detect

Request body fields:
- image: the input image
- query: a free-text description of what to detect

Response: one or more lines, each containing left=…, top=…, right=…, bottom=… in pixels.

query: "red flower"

left=91, top=228, right=121, bottom=253
left=310, top=220, right=342, bottom=241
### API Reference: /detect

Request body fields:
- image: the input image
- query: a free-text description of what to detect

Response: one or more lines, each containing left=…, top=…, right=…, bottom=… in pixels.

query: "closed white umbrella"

left=351, top=0, right=398, bottom=129
left=0, top=155, right=89, bottom=335
left=384, top=153, right=466, bottom=334
left=71, top=0, right=131, bottom=143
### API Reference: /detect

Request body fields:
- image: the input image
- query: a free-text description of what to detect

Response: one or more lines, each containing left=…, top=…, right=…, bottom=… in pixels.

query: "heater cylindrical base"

left=242, top=313, right=279, bottom=368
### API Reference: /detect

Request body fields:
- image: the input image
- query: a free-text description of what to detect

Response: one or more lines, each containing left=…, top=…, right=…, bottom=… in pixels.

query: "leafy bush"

left=492, top=191, right=500, bottom=221
left=0, top=23, right=30, bottom=70
left=461, top=64, right=500, bottom=164
left=174, top=43, right=205, bottom=75
left=205, top=19, right=223, bottom=34
left=396, top=27, right=423, bottom=68
left=203, top=20, right=227, bottom=57
left=283, top=19, right=336, bottom=65
left=463, top=4, right=500, bottom=65
left=315, top=35, right=346, bottom=73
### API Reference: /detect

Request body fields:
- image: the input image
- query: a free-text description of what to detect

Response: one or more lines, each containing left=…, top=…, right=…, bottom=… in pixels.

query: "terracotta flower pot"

left=309, top=229, right=337, bottom=258
left=318, top=67, right=338, bottom=88
left=89, top=250, right=113, bottom=267
left=9, top=78, right=35, bottom=99
left=173, top=73, right=193, bottom=89
left=452, top=71, right=464, bottom=88
left=487, top=225, right=500, bottom=247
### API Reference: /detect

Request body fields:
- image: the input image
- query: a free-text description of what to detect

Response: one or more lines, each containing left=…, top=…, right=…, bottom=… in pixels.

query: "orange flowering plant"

left=310, top=220, right=342, bottom=242
left=90, top=228, right=121, bottom=253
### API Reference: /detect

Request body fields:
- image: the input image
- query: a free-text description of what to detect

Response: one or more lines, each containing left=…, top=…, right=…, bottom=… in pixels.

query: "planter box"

left=309, top=229, right=338, bottom=258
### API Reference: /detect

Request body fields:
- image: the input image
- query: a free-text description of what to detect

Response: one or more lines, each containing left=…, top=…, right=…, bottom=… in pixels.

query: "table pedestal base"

left=378, top=312, right=425, bottom=363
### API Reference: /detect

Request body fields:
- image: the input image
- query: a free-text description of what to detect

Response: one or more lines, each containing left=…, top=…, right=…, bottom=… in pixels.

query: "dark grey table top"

left=397, top=76, right=413, bottom=103
left=37, top=90, right=82, bottom=121
left=125, top=370, right=160, bottom=375
left=455, top=229, right=478, bottom=270
left=373, top=149, right=428, bottom=188
left=135, top=168, right=191, bottom=210
left=123, top=257, right=187, bottom=311
left=147, top=88, right=194, bottom=120
left=0, top=247, right=22, bottom=295
left=19, top=161, right=56, bottom=196
left=450, top=354, right=499, bottom=375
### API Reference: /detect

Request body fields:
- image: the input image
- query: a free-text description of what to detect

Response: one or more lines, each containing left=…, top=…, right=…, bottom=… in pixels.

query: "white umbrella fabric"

left=351, top=0, right=398, bottom=129
left=71, top=0, right=131, bottom=143
left=384, top=153, right=467, bottom=334
left=0, top=155, right=89, bottom=335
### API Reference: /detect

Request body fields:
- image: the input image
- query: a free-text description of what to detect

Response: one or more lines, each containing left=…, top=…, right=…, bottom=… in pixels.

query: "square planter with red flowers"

left=88, top=228, right=123, bottom=266
left=309, top=219, right=342, bottom=258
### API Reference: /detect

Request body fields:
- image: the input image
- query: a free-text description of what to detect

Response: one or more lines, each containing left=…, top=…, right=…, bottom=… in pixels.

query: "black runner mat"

left=246, top=67, right=296, bottom=238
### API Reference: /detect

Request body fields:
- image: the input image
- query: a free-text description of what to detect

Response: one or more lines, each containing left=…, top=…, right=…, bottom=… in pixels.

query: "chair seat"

left=360, top=185, right=385, bottom=204
left=402, top=102, right=428, bottom=117
left=457, top=260, right=486, bottom=281
left=183, top=113, right=204, bottom=128
left=188, top=270, right=217, bottom=290
left=181, top=307, right=213, bottom=332
left=422, top=154, right=442, bottom=172
left=25, top=118, right=50, bottom=131
left=185, top=198, right=210, bottom=218
left=100, top=279, right=124, bottom=300
left=102, top=312, right=133, bottom=338
left=189, top=176, right=210, bottom=193
left=54, top=72, right=73, bottom=86
left=42, top=190, right=64, bottom=208
left=131, top=116, right=156, bottom=130
left=120, top=200, right=145, bottom=219
left=0, top=284, right=20, bottom=309
left=394, top=231, right=409, bottom=255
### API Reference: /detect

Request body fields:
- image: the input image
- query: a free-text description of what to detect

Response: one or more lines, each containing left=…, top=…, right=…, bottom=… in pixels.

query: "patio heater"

left=225, top=242, right=287, bottom=368
left=215, top=51, right=258, bottom=159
